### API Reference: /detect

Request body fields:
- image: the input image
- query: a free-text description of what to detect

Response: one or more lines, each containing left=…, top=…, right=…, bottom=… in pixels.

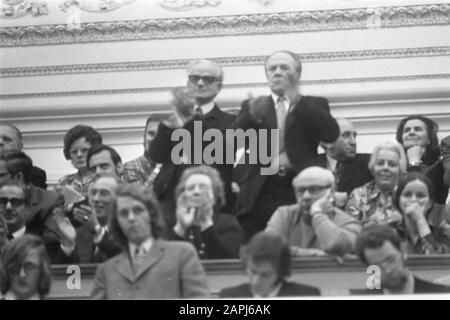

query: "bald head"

left=293, top=166, right=334, bottom=189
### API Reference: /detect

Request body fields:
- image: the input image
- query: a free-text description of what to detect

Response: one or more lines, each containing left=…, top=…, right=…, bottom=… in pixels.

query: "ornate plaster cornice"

left=0, top=3, right=448, bottom=47
left=1, top=73, right=449, bottom=99
left=1, top=46, right=449, bottom=77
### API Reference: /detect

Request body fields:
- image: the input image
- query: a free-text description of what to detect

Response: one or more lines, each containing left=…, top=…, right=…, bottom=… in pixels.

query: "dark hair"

left=0, top=234, right=51, bottom=299
left=0, top=150, right=32, bottom=184
left=245, top=231, right=291, bottom=279
left=86, top=144, right=122, bottom=169
left=109, top=184, right=165, bottom=249
left=0, top=182, right=31, bottom=206
left=175, top=165, right=226, bottom=211
left=355, top=225, right=402, bottom=265
left=63, top=125, right=102, bottom=160
left=395, top=115, right=440, bottom=161
left=265, top=50, right=302, bottom=74
left=394, top=172, right=435, bottom=213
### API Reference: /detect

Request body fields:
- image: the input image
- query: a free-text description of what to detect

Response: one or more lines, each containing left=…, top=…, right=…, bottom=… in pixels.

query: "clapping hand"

left=52, top=207, right=76, bottom=248
left=73, top=204, right=98, bottom=233
left=165, top=87, right=195, bottom=128
left=247, top=94, right=269, bottom=123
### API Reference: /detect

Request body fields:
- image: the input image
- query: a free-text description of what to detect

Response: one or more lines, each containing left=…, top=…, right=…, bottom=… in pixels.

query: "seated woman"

left=346, top=141, right=406, bottom=227
left=55, top=125, right=102, bottom=198
left=91, top=184, right=209, bottom=299
left=394, top=172, right=450, bottom=254
left=0, top=234, right=51, bottom=300
left=170, top=165, right=242, bottom=259
left=396, top=115, right=448, bottom=204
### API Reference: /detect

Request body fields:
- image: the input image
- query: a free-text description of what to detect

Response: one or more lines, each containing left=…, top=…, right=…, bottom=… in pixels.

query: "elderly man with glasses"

left=265, top=166, right=361, bottom=257
left=148, top=59, right=236, bottom=229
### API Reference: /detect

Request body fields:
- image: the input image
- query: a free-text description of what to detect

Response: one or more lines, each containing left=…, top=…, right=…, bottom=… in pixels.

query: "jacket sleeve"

left=306, top=97, right=339, bottom=144
left=148, top=122, right=176, bottom=163
left=179, top=243, right=210, bottom=298
left=311, top=209, right=361, bottom=256
left=91, top=263, right=107, bottom=300
left=201, top=217, right=242, bottom=259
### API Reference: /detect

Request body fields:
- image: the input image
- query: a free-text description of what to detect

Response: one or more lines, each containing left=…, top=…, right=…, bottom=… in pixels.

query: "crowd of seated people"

left=1, top=50, right=450, bottom=299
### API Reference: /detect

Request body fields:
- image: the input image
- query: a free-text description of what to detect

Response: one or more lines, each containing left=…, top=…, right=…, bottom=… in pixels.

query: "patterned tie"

left=276, top=96, right=287, bottom=152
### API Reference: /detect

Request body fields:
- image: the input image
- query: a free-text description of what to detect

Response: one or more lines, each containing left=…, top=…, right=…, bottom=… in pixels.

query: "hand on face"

left=404, top=201, right=427, bottom=224
left=309, top=188, right=334, bottom=216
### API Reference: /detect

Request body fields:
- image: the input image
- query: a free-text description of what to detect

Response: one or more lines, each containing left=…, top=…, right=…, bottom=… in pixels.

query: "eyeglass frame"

left=294, top=184, right=332, bottom=196
left=188, top=75, right=220, bottom=85
left=0, top=196, right=26, bottom=208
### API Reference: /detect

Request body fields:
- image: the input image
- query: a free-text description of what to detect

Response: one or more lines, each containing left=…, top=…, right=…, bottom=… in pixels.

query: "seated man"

left=354, top=225, right=450, bottom=294
left=219, top=231, right=320, bottom=298
left=0, top=150, right=64, bottom=261
left=318, top=118, right=372, bottom=207
left=170, top=165, right=241, bottom=259
left=53, top=176, right=122, bottom=263
left=0, top=234, right=52, bottom=300
left=91, top=184, right=209, bottom=299
left=0, top=183, right=75, bottom=263
left=266, top=166, right=361, bottom=257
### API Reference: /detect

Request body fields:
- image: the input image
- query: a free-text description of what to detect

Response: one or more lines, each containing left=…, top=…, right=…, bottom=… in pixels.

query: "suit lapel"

left=115, top=252, right=135, bottom=282
left=134, top=239, right=165, bottom=280
left=285, top=96, right=300, bottom=134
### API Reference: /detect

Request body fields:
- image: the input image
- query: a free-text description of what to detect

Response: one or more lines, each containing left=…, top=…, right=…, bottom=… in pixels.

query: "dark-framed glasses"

left=188, top=75, right=219, bottom=85
left=0, top=197, right=25, bottom=208
left=295, top=185, right=331, bottom=196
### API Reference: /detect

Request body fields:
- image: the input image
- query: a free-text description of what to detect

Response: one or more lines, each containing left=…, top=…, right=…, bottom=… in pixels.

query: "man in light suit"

left=233, top=50, right=340, bottom=242
left=91, top=184, right=209, bottom=299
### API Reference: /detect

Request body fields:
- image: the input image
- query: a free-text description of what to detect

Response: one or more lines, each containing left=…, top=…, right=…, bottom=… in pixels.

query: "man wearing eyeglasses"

left=149, top=59, right=236, bottom=229
left=265, top=166, right=361, bottom=257
left=0, top=150, right=65, bottom=262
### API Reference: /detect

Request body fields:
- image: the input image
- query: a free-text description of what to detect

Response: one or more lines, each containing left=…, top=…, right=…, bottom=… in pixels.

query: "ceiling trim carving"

left=0, top=3, right=448, bottom=47
left=2, top=46, right=449, bottom=77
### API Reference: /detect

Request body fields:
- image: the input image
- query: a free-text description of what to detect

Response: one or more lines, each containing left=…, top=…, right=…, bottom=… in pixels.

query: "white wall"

left=1, top=0, right=449, bottom=185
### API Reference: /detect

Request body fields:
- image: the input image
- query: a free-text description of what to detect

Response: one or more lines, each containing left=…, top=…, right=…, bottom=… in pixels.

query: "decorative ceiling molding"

left=1, top=73, right=449, bottom=99
left=0, top=0, right=48, bottom=19
left=2, top=46, right=449, bottom=78
left=0, top=3, right=448, bottom=47
left=156, top=0, right=221, bottom=12
left=59, top=0, right=136, bottom=13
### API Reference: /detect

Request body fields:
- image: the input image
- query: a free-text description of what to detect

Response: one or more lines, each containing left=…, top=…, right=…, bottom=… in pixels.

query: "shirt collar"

left=326, top=155, right=338, bottom=171
left=12, top=226, right=26, bottom=239
left=271, top=93, right=290, bottom=110
left=129, top=237, right=153, bottom=259
left=195, top=101, right=215, bottom=115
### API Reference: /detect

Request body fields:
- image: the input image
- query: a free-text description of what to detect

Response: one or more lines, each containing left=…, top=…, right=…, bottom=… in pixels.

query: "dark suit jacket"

left=30, top=166, right=47, bottom=190
left=317, top=153, right=372, bottom=195
left=219, top=281, right=321, bottom=297
left=149, top=104, right=236, bottom=212
left=75, top=226, right=122, bottom=263
left=26, top=185, right=65, bottom=261
left=169, top=212, right=242, bottom=259
left=91, top=239, right=210, bottom=299
left=233, top=95, right=339, bottom=216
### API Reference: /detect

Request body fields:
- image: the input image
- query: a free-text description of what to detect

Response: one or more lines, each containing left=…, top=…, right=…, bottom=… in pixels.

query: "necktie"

left=133, top=246, right=146, bottom=271
left=276, top=97, right=287, bottom=152
left=334, top=161, right=343, bottom=189
left=195, top=106, right=203, bottom=117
